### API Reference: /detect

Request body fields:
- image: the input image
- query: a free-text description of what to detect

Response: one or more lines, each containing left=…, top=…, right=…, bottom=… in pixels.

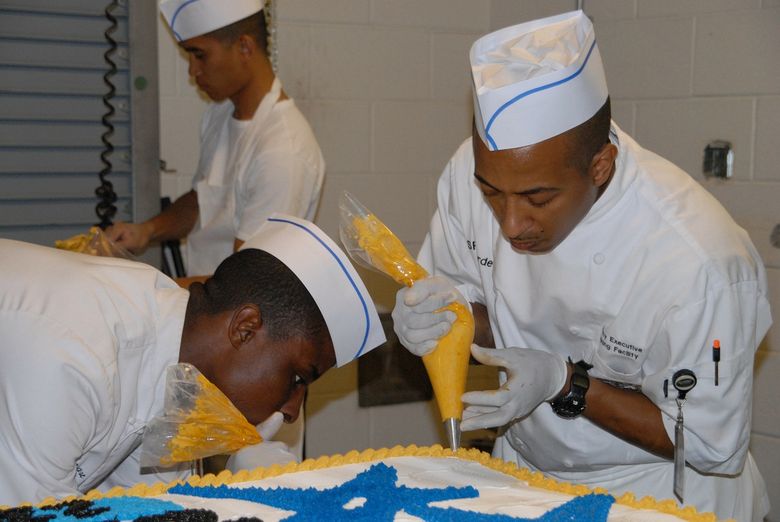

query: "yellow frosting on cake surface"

left=26, top=444, right=721, bottom=521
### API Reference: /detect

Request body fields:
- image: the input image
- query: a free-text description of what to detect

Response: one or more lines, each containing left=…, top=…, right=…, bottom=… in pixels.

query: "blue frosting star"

left=170, top=463, right=615, bottom=521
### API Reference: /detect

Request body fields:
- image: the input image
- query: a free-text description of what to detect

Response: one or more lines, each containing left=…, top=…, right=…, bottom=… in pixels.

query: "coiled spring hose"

left=95, top=0, right=119, bottom=229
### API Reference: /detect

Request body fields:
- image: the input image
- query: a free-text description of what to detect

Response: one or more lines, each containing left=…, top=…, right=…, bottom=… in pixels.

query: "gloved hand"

left=391, top=275, right=469, bottom=356
left=460, top=345, right=568, bottom=431
left=225, top=412, right=298, bottom=472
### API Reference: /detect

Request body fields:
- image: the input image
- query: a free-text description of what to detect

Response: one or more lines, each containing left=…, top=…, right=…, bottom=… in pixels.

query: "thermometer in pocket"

left=671, top=369, right=697, bottom=503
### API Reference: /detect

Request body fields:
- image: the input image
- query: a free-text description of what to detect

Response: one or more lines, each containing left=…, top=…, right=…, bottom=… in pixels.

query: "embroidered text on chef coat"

left=599, top=330, right=644, bottom=361
left=467, top=239, right=494, bottom=268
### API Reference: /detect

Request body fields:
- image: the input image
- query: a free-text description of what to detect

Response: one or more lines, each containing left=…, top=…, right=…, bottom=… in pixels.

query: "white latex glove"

left=225, top=412, right=298, bottom=472
left=391, top=275, right=469, bottom=356
left=460, top=345, right=568, bottom=431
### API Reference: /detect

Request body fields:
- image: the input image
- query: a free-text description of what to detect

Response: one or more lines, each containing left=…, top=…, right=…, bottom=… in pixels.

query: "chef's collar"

left=160, top=0, right=266, bottom=42
left=470, top=10, right=608, bottom=151
left=240, top=214, right=386, bottom=367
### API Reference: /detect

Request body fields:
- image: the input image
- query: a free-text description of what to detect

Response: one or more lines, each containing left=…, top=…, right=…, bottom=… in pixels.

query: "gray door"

left=0, top=0, right=159, bottom=250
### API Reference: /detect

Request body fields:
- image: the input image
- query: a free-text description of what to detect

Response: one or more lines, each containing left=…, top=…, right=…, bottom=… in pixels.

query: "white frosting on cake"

left=11, top=447, right=712, bottom=521
left=158, top=456, right=690, bottom=521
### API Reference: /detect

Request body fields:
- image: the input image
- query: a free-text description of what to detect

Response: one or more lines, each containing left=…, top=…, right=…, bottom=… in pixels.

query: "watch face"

left=551, top=396, right=586, bottom=418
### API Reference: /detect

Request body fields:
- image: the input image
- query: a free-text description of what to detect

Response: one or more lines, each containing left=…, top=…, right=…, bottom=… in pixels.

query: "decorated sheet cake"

left=1, top=445, right=716, bottom=521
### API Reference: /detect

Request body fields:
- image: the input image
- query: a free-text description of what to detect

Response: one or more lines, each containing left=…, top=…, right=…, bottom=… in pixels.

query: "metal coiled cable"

left=95, top=0, right=119, bottom=229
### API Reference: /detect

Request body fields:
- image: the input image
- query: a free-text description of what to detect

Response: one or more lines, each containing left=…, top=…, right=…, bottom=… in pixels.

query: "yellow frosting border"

left=28, top=444, right=718, bottom=522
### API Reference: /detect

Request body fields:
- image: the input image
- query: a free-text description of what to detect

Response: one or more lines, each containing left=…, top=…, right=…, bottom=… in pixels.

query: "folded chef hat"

left=160, top=0, right=266, bottom=42
left=241, top=214, right=386, bottom=367
left=471, top=10, right=608, bottom=151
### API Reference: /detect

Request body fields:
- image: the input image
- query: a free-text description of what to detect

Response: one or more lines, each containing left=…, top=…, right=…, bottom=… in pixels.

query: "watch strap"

left=550, top=358, right=593, bottom=419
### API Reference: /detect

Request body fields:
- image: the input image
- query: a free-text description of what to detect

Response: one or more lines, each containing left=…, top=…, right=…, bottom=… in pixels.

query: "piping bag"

left=339, top=192, right=474, bottom=450
left=55, top=226, right=133, bottom=259
left=140, top=363, right=261, bottom=468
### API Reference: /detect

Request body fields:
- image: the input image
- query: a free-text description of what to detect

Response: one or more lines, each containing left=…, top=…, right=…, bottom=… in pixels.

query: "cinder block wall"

left=158, top=1, right=780, bottom=518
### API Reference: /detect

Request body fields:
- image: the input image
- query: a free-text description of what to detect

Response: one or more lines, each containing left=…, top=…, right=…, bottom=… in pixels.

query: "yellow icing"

left=162, top=373, right=261, bottom=465
left=13, top=444, right=722, bottom=521
left=351, top=214, right=474, bottom=422
left=54, top=227, right=102, bottom=254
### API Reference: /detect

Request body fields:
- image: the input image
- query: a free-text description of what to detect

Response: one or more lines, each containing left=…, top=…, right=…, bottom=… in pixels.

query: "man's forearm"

left=465, top=304, right=672, bottom=457
left=582, top=374, right=674, bottom=459
left=146, top=190, right=199, bottom=243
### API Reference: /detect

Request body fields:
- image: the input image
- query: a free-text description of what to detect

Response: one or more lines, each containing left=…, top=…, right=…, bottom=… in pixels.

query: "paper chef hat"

left=240, top=214, right=386, bottom=367
left=470, top=10, right=608, bottom=151
left=160, top=0, right=266, bottom=42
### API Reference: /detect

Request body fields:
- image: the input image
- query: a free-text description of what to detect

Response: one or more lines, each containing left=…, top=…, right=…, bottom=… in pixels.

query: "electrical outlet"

left=703, top=141, right=733, bottom=179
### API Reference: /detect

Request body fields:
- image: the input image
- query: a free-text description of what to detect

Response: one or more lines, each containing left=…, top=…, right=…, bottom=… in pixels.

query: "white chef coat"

left=0, top=240, right=190, bottom=505
left=419, top=124, right=772, bottom=521
left=186, top=77, right=325, bottom=276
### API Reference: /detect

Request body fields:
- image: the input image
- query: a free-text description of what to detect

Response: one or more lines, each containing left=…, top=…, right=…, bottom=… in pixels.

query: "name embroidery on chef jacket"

left=466, top=240, right=494, bottom=268
left=599, top=330, right=644, bottom=361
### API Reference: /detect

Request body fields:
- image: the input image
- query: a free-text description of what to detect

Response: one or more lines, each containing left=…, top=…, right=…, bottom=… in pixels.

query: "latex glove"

left=225, top=412, right=298, bottom=472
left=460, top=345, right=568, bottom=431
left=391, top=275, right=469, bottom=356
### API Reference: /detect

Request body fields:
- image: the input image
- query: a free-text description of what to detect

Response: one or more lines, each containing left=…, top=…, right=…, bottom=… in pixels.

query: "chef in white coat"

left=0, top=215, right=385, bottom=505
left=108, top=0, right=325, bottom=275
left=392, top=11, right=771, bottom=521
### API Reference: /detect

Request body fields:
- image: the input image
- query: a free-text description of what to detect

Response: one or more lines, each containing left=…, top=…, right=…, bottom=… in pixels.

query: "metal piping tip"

left=444, top=418, right=461, bottom=450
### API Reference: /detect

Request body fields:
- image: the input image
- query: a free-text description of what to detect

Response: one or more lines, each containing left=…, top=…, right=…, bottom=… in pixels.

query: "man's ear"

left=238, top=34, right=254, bottom=57
left=228, top=304, right=262, bottom=349
left=589, top=142, right=618, bottom=189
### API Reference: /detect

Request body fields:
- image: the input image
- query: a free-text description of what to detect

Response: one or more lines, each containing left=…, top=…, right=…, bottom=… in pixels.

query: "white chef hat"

left=471, top=10, right=608, bottom=151
left=160, top=0, right=266, bottom=42
left=240, top=214, right=386, bottom=367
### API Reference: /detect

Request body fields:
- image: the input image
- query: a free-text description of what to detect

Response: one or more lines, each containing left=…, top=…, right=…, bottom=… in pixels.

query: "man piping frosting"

left=0, top=215, right=385, bottom=505
left=391, top=11, right=771, bottom=521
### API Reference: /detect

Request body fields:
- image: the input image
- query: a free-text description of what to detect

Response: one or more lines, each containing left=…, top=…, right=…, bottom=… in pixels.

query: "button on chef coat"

left=186, top=78, right=325, bottom=276
left=418, top=124, right=771, bottom=521
left=0, top=240, right=189, bottom=504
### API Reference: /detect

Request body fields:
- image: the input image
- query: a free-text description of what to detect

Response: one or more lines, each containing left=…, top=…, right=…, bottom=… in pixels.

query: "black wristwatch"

left=550, top=358, right=593, bottom=419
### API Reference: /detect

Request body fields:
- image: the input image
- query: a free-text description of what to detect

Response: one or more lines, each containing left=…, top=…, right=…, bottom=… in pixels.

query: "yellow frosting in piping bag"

left=350, top=211, right=474, bottom=422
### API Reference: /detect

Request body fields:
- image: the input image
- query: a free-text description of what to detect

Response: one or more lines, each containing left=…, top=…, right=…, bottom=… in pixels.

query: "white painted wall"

left=157, top=1, right=780, bottom=518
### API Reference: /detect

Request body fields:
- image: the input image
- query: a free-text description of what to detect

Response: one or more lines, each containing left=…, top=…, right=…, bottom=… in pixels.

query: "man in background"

left=108, top=0, right=324, bottom=276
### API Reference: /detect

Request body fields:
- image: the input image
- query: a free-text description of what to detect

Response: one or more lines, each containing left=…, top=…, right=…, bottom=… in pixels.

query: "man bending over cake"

left=391, top=11, right=771, bottom=522
left=0, top=215, right=385, bottom=505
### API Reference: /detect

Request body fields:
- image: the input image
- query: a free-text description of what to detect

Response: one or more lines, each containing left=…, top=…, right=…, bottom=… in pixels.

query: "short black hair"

left=566, top=96, right=612, bottom=173
left=206, top=10, right=269, bottom=55
left=198, top=249, right=329, bottom=347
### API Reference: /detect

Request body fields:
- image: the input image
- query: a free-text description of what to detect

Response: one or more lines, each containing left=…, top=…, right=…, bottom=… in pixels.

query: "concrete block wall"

left=158, top=1, right=780, bottom=517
